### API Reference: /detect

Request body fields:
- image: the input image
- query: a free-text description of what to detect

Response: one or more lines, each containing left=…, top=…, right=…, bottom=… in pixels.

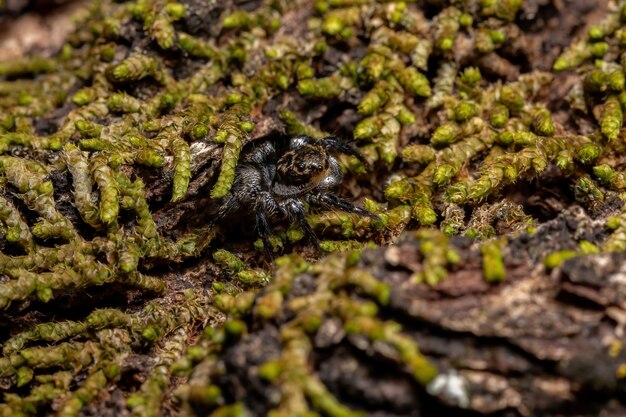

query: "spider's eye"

left=297, top=161, right=306, bottom=170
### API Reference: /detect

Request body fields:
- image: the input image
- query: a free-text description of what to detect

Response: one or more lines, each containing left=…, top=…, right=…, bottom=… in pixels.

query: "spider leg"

left=312, top=192, right=380, bottom=220
left=320, top=136, right=368, bottom=165
left=256, top=191, right=279, bottom=257
left=284, top=200, right=321, bottom=251
left=211, top=196, right=239, bottom=224
left=256, top=206, right=274, bottom=257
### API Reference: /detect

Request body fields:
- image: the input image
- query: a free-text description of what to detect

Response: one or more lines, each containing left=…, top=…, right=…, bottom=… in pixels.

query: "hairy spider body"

left=212, top=135, right=376, bottom=253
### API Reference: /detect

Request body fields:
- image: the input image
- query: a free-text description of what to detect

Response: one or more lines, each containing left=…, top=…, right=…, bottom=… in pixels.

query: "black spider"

left=211, top=135, right=377, bottom=254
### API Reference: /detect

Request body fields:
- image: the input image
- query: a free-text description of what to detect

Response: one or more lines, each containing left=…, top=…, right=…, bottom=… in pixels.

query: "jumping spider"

left=211, top=135, right=377, bottom=254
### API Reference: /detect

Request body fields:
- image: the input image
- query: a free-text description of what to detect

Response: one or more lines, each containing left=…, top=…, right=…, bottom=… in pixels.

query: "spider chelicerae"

left=211, top=135, right=378, bottom=253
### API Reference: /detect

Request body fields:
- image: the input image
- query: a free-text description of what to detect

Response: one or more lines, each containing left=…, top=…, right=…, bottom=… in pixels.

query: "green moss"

left=481, top=240, right=506, bottom=282
left=544, top=250, right=577, bottom=269
left=106, top=54, right=158, bottom=83
left=410, top=229, right=457, bottom=285
left=1, top=0, right=626, bottom=414
left=600, top=95, right=623, bottom=141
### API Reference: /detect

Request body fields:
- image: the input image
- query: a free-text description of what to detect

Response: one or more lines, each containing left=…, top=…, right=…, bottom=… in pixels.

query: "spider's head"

left=276, top=143, right=330, bottom=186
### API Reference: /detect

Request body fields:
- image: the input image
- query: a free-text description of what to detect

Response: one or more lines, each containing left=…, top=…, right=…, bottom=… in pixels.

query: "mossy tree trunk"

left=1, top=0, right=626, bottom=416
